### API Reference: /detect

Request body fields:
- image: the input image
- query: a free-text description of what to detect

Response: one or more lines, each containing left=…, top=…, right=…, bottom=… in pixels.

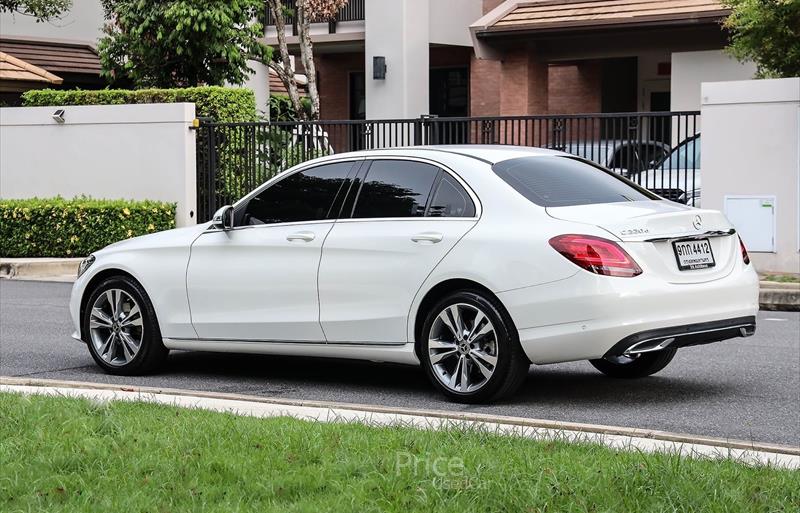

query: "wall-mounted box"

left=724, top=195, right=776, bottom=253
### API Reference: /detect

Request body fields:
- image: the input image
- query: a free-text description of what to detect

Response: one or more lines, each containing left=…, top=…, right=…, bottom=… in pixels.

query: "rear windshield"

left=492, top=156, right=659, bottom=207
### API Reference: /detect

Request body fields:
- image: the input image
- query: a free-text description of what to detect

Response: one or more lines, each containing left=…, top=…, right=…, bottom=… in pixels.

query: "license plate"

left=673, top=238, right=715, bottom=270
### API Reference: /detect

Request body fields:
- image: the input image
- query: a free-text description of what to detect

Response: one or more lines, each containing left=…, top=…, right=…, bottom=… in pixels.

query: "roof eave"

left=476, top=11, right=730, bottom=39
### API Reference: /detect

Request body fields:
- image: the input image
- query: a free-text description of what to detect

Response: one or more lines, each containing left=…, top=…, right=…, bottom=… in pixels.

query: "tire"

left=589, top=348, right=677, bottom=379
left=82, top=275, right=168, bottom=375
left=420, top=290, right=529, bottom=403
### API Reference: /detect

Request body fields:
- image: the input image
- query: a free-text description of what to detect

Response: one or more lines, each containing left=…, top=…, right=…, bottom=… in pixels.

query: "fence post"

left=419, top=114, right=439, bottom=145
left=206, top=124, right=218, bottom=220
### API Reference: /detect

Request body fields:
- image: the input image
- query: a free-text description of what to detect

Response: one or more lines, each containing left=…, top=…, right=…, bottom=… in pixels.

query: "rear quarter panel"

left=404, top=152, right=612, bottom=342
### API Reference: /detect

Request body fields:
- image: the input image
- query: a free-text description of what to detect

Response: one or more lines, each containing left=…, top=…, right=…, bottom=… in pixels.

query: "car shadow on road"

left=160, top=350, right=734, bottom=409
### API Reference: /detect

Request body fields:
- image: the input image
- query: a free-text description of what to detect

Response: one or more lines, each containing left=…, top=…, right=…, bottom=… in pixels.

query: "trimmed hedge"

left=0, top=198, right=176, bottom=258
left=21, top=86, right=256, bottom=122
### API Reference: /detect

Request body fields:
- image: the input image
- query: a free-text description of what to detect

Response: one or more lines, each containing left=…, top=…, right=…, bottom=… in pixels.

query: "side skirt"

left=161, top=338, right=421, bottom=365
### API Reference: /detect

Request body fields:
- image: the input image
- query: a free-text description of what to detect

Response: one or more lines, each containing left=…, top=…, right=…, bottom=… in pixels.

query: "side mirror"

left=211, top=205, right=235, bottom=230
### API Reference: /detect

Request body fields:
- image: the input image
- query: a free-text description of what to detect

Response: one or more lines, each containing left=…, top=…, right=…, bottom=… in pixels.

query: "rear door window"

left=351, top=160, right=439, bottom=218
left=493, top=156, right=658, bottom=207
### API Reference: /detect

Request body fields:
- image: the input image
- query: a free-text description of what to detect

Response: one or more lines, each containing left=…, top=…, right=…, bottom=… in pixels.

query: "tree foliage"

left=723, top=0, right=800, bottom=78
left=0, top=0, right=71, bottom=20
left=98, top=0, right=271, bottom=88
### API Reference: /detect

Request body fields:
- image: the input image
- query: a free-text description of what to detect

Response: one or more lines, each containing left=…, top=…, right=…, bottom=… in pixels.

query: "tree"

left=98, top=0, right=271, bottom=88
left=723, top=0, right=800, bottom=78
left=266, top=0, right=348, bottom=120
left=0, top=0, right=71, bottom=20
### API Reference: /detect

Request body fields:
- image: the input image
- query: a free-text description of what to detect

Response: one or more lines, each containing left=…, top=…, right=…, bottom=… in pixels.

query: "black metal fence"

left=194, top=111, right=700, bottom=222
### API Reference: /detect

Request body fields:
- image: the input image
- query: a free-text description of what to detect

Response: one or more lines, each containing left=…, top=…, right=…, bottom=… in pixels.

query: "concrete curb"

left=759, top=281, right=800, bottom=312
left=2, top=376, right=798, bottom=462
left=0, top=258, right=81, bottom=282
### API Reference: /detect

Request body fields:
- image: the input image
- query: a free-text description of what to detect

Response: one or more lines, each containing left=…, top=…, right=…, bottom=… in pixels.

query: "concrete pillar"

left=364, top=0, right=430, bottom=119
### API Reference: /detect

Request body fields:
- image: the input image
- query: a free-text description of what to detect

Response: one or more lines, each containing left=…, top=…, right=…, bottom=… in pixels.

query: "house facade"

left=266, top=0, right=755, bottom=121
left=1, top=0, right=755, bottom=119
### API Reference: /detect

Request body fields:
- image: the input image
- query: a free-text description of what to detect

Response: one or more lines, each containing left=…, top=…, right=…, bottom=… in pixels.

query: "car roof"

left=311, top=145, right=567, bottom=165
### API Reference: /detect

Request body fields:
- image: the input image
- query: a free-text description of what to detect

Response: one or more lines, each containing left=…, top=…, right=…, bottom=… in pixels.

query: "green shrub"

left=0, top=197, right=176, bottom=258
left=269, top=94, right=312, bottom=121
left=21, top=86, right=256, bottom=122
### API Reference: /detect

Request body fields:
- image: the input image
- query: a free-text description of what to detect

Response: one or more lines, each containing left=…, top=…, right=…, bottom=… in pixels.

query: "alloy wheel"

left=89, top=288, right=144, bottom=366
left=428, top=303, right=498, bottom=393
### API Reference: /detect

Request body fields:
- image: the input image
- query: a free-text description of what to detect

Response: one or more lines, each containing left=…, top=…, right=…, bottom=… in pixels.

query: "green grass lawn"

left=762, top=274, right=800, bottom=284
left=0, top=393, right=797, bottom=513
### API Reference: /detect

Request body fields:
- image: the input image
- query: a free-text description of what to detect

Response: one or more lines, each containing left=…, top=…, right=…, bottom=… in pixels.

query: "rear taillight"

left=739, top=236, right=750, bottom=265
left=549, top=234, right=643, bottom=277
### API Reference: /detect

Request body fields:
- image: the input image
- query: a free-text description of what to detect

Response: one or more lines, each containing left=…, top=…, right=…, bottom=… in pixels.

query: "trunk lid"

left=546, top=200, right=738, bottom=283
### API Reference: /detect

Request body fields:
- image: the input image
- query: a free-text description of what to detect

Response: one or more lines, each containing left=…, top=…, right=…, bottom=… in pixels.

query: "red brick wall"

left=547, top=61, right=602, bottom=114
left=499, top=46, right=548, bottom=116
left=483, top=0, right=506, bottom=14
left=314, top=52, right=364, bottom=120
left=470, top=55, right=501, bottom=117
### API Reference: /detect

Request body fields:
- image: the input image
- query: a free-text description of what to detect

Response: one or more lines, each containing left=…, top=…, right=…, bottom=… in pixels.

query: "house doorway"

left=348, top=71, right=366, bottom=120
left=429, top=66, right=469, bottom=118
left=642, top=79, right=671, bottom=144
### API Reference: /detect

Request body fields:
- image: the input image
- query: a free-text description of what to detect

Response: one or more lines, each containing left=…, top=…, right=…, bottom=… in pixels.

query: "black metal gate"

left=195, top=111, right=700, bottom=222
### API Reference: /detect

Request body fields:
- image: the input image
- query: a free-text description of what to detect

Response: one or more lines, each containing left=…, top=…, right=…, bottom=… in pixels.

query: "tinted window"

left=608, top=144, right=636, bottom=170
left=639, top=143, right=669, bottom=169
left=428, top=174, right=475, bottom=217
left=352, top=160, right=439, bottom=218
left=660, top=136, right=700, bottom=170
left=243, top=162, right=354, bottom=225
left=493, top=156, right=658, bottom=207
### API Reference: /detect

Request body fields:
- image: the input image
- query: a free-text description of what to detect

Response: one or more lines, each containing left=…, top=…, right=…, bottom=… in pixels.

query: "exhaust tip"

left=623, top=337, right=675, bottom=356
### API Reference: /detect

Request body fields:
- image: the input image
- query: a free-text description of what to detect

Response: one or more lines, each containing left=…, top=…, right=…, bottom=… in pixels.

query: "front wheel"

left=82, top=275, right=168, bottom=375
left=420, top=291, right=529, bottom=403
left=589, top=349, right=677, bottom=379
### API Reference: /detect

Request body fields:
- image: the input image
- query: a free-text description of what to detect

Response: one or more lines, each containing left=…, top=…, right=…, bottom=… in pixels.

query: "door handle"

left=411, top=232, right=444, bottom=244
left=286, top=231, right=315, bottom=242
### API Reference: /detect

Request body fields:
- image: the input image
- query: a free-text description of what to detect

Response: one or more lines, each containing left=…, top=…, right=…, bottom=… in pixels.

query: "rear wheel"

left=589, top=349, right=677, bottom=378
left=82, top=275, right=168, bottom=375
left=420, top=291, right=529, bottom=403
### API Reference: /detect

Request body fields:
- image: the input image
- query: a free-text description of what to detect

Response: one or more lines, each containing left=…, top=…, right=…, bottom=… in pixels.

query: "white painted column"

left=365, top=0, right=430, bottom=120
left=242, top=60, right=271, bottom=118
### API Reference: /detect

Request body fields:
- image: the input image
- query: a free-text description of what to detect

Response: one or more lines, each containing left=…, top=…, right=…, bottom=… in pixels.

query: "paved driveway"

left=1, top=280, right=798, bottom=446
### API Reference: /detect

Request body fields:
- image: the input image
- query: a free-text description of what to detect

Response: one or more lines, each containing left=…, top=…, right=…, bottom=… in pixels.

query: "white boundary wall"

left=0, top=103, right=197, bottom=226
left=701, top=78, right=800, bottom=274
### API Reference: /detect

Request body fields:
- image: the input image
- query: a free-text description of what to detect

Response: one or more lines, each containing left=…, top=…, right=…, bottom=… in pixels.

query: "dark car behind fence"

left=194, top=111, right=700, bottom=222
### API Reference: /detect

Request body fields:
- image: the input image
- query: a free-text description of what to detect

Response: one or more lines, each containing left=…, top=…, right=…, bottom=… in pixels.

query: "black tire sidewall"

left=420, top=291, right=518, bottom=402
left=82, top=276, right=165, bottom=375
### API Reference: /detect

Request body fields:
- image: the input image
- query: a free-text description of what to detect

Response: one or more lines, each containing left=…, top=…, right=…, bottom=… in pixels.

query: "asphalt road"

left=1, top=279, right=798, bottom=446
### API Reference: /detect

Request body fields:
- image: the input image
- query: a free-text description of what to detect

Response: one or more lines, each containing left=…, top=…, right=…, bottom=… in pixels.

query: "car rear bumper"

left=602, top=316, right=756, bottom=358
left=497, top=262, right=759, bottom=364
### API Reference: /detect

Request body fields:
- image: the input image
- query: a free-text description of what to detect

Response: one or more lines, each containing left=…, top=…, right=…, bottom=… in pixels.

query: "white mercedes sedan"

left=70, top=146, right=759, bottom=403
